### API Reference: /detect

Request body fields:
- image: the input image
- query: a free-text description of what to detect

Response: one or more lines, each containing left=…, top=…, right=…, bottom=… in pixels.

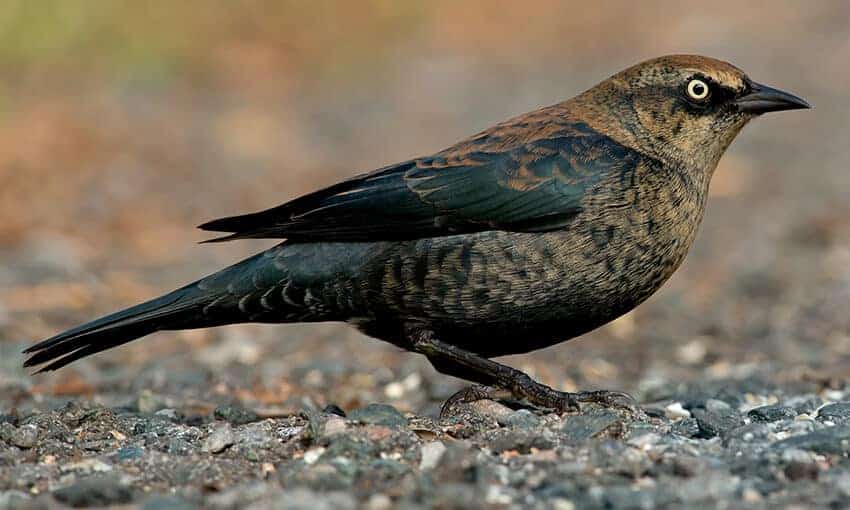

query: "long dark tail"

left=23, top=284, right=216, bottom=373
left=23, top=250, right=277, bottom=373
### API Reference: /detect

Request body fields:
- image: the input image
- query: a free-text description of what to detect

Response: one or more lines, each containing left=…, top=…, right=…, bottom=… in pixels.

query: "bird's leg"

left=408, top=329, right=636, bottom=417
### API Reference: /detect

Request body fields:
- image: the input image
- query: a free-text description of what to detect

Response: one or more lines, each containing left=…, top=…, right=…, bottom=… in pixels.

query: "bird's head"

left=578, top=55, right=810, bottom=171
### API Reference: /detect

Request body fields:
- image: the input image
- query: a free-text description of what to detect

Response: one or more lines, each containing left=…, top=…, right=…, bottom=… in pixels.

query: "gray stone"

left=10, top=424, right=38, bottom=449
left=692, top=407, right=743, bottom=438
left=348, top=404, right=407, bottom=428
left=419, top=441, right=447, bottom=471
left=503, top=409, right=541, bottom=429
left=773, top=426, right=850, bottom=455
left=52, top=476, right=134, bottom=508
left=203, top=423, right=235, bottom=453
left=214, top=405, right=259, bottom=425
left=117, top=446, right=144, bottom=461
left=560, top=411, right=622, bottom=445
left=817, top=402, right=850, bottom=424
left=748, top=404, right=796, bottom=422
left=489, top=429, right=555, bottom=453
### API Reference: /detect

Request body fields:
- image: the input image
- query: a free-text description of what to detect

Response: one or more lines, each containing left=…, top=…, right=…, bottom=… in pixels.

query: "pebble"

left=365, top=493, right=393, bottom=510
left=816, top=402, right=850, bottom=424
left=323, top=416, right=348, bottom=436
left=214, top=405, right=259, bottom=425
left=64, top=458, right=113, bottom=474
left=52, top=476, right=134, bottom=508
left=748, top=404, right=797, bottom=422
left=469, top=399, right=514, bottom=422
left=203, top=423, right=235, bottom=454
left=561, top=411, right=621, bottom=445
left=303, top=447, right=326, bottom=465
left=419, top=441, right=447, bottom=470
left=10, top=424, right=38, bottom=449
left=348, top=404, right=407, bottom=429
left=503, top=409, right=541, bottom=429
left=665, top=402, right=691, bottom=420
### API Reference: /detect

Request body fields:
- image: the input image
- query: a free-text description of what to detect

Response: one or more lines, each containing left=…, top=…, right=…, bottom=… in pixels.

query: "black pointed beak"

left=735, top=81, right=811, bottom=114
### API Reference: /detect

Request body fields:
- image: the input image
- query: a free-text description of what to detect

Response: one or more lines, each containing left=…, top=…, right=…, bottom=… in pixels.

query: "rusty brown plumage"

left=24, top=55, right=810, bottom=413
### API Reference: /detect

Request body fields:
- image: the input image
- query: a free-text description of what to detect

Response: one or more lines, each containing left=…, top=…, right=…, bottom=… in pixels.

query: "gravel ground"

left=3, top=372, right=850, bottom=509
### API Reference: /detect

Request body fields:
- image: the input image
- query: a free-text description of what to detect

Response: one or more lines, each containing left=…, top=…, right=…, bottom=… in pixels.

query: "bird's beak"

left=735, top=81, right=811, bottom=114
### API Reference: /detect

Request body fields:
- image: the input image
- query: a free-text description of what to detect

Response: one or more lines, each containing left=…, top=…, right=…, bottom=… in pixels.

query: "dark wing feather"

left=199, top=127, right=637, bottom=242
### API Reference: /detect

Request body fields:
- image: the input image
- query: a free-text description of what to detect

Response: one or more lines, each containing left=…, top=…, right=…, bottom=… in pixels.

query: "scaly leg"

left=408, top=329, right=636, bottom=417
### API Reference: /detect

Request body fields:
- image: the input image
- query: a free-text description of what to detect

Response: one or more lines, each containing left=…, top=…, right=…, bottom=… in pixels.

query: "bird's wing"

left=199, top=127, right=638, bottom=242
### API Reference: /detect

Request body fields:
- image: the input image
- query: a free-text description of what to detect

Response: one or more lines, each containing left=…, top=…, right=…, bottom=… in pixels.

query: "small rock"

left=214, top=404, right=259, bottom=425
left=303, top=447, right=326, bottom=465
left=670, top=417, right=701, bottom=438
left=323, top=416, right=347, bottom=436
left=692, top=406, right=743, bottom=439
left=469, top=399, right=514, bottom=422
left=10, top=424, right=38, bottom=449
left=784, top=461, right=819, bottom=481
left=550, top=499, right=576, bottom=510
left=748, top=404, right=796, bottom=422
left=561, top=411, right=621, bottom=445
left=781, top=448, right=814, bottom=464
left=384, top=382, right=405, bottom=399
left=348, top=404, right=407, bottom=429
left=490, top=429, right=555, bottom=453
left=203, top=423, right=235, bottom=453
left=117, top=446, right=145, bottom=461
left=824, top=389, right=845, bottom=401
left=365, top=493, right=393, bottom=510
left=64, top=458, right=113, bottom=474
left=0, top=423, right=14, bottom=443
left=154, top=408, right=182, bottom=422
left=53, top=476, right=134, bottom=508
left=665, top=402, right=691, bottom=420
left=419, top=441, right=447, bottom=470
left=786, top=395, right=822, bottom=415
left=503, top=409, right=541, bottom=429
left=773, top=426, right=850, bottom=454
left=817, top=402, right=850, bottom=424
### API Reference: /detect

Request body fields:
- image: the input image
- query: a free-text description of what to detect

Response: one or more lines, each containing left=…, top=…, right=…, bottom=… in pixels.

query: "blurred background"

left=0, top=0, right=848, bottom=414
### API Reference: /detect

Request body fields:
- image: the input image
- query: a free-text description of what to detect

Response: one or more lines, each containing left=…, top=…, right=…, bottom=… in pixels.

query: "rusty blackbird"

left=24, top=55, right=810, bottom=413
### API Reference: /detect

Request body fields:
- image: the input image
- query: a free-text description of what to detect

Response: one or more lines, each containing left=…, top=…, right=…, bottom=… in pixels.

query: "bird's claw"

left=440, top=384, right=512, bottom=419
left=572, top=390, right=638, bottom=413
left=440, top=383, right=637, bottom=419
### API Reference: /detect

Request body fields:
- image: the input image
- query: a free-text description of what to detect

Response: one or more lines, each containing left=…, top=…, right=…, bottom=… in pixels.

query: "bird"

left=24, top=55, right=809, bottom=414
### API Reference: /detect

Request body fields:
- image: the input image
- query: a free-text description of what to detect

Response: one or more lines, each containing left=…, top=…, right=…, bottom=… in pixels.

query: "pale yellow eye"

left=686, top=79, right=710, bottom=101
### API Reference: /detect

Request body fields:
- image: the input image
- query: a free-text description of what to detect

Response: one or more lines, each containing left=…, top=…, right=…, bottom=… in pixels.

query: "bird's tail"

left=22, top=250, right=277, bottom=373
left=22, top=282, right=222, bottom=373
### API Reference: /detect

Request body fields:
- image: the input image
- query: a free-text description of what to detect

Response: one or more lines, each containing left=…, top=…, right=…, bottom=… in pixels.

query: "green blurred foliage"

left=0, top=0, right=427, bottom=83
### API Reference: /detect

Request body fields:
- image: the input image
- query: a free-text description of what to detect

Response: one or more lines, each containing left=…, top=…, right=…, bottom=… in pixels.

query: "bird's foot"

left=440, top=385, right=513, bottom=418
left=440, top=381, right=637, bottom=419
left=511, top=378, right=637, bottom=415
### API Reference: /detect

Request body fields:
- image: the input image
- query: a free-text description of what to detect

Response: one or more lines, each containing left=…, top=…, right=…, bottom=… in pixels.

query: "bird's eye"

left=686, top=79, right=710, bottom=101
